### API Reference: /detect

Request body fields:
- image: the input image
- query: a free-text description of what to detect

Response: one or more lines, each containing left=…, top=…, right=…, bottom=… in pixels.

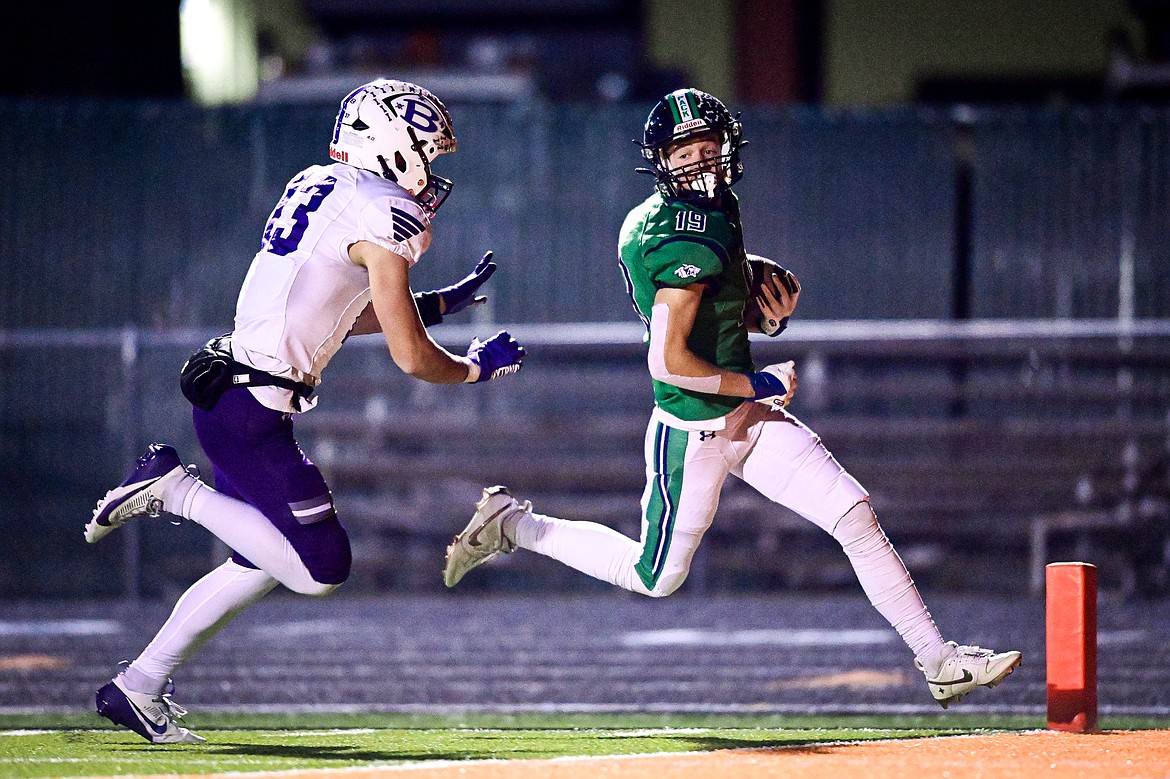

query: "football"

left=744, top=255, right=799, bottom=336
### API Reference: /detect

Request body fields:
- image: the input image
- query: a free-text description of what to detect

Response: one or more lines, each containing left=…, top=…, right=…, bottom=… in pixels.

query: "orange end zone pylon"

left=1045, top=561, right=1098, bottom=732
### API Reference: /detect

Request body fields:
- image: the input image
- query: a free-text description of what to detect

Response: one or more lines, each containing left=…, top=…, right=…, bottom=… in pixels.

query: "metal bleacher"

left=290, top=319, right=1170, bottom=597
left=0, top=319, right=1166, bottom=599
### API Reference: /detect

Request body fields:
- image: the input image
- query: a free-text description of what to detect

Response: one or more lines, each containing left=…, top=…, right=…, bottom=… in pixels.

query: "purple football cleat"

left=95, top=675, right=205, bottom=744
left=85, top=443, right=189, bottom=544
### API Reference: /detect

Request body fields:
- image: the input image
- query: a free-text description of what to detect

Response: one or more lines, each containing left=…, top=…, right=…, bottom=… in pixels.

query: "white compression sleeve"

left=831, top=501, right=948, bottom=664
left=512, top=510, right=660, bottom=596
left=647, top=303, right=722, bottom=394
left=121, top=560, right=277, bottom=695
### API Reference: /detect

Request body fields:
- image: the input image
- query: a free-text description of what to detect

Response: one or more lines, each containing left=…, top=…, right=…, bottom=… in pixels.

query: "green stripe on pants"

left=635, top=422, right=688, bottom=590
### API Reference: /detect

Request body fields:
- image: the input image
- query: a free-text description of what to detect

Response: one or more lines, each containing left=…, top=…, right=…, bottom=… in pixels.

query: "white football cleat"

left=95, top=675, right=206, bottom=744
left=915, top=642, right=1022, bottom=708
left=443, top=485, right=526, bottom=587
left=85, top=443, right=191, bottom=544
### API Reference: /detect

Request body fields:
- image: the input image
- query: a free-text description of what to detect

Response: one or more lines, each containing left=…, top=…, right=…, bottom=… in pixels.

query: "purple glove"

left=466, top=330, right=525, bottom=382
left=439, top=251, right=497, bottom=316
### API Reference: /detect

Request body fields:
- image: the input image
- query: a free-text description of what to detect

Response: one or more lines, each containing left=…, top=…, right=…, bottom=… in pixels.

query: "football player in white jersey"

left=82, top=80, right=525, bottom=744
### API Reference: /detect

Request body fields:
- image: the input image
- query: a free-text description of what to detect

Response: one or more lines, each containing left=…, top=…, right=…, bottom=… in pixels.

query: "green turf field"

left=1, top=712, right=1164, bottom=778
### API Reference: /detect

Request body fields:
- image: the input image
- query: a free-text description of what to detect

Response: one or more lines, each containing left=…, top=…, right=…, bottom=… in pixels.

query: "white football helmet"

left=329, top=79, right=457, bottom=214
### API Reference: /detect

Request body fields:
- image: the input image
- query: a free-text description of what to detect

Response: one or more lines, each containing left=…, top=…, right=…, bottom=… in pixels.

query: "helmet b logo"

left=396, top=97, right=442, bottom=133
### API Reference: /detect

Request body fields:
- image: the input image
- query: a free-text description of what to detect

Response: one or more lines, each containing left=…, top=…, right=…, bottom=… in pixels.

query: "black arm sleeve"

left=413, top=291, right=443, bottom=327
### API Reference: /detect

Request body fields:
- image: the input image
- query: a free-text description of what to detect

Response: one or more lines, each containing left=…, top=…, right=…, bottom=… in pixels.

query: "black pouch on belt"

left=179, top=333, right=313, bottom=411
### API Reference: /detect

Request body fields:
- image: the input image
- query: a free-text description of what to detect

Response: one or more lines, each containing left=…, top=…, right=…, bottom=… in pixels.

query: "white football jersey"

left=231, top=163, right=433, bottom=413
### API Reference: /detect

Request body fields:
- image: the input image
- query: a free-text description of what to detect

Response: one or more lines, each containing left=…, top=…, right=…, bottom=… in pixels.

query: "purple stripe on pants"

left=192, top=386, right=351, bottom=585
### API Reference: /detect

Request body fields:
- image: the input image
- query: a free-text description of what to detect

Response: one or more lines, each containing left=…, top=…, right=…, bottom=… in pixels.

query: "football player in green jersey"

left=445, top=88, right=1021, bottom=708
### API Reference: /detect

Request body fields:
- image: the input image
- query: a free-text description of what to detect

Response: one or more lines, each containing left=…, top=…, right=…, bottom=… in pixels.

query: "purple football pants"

left=191, top=386, right=351, bottom=585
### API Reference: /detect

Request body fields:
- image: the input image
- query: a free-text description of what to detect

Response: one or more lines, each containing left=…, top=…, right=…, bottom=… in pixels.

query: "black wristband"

left=414, top=291, right=443, bottom=327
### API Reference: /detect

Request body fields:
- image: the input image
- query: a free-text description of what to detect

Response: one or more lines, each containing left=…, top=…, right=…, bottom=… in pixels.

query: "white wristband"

left=462, top=357, right=481, bottom=384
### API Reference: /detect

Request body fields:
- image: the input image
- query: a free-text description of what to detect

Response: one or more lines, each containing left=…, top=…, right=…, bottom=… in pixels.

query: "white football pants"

left=512, top=401, right=949, bottom=663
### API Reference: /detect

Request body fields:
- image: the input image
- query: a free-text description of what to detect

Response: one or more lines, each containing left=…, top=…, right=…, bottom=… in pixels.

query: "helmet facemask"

left=656, top=130, right=736, bottom=202
left=330, top=80, right=457, bottom=215
left=376, top=124, right=453, bottom=214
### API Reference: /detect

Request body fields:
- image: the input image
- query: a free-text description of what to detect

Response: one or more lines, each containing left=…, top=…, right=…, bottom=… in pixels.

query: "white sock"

left=121, top=560, right=276, bottom=695
left=511, top=511, right=648, bottom=594
left=832, top=502, right=949, bottom=671
left=918, top=642, right=958, bottom=678
left=170, top=479, right=338, bottom=596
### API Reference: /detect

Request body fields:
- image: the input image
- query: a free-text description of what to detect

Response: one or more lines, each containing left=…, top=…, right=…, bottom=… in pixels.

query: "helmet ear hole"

left=376, top=155, right=399, bottom=183
left=394, top=151, right=408, bottom=173
left=351, top=118, right=369, bottom=132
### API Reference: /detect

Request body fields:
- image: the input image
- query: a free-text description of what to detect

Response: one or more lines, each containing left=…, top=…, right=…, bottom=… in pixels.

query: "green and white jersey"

left=618, top=191, right=754, bottom=422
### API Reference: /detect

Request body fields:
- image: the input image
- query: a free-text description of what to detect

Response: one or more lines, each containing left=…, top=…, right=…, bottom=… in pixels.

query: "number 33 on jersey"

left=233, top=163, right=435, bottom=395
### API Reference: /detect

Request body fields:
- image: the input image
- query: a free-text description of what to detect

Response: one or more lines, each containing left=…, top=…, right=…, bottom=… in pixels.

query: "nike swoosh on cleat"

left=135, top=708, right=170, bottom=735
left=123, top=698, right=169, bottom=735
left=466, top=521, right=492, bottom=547
left=119, top=477, right=162, bottom=494
left=930, top=669, right=974, bottom=686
